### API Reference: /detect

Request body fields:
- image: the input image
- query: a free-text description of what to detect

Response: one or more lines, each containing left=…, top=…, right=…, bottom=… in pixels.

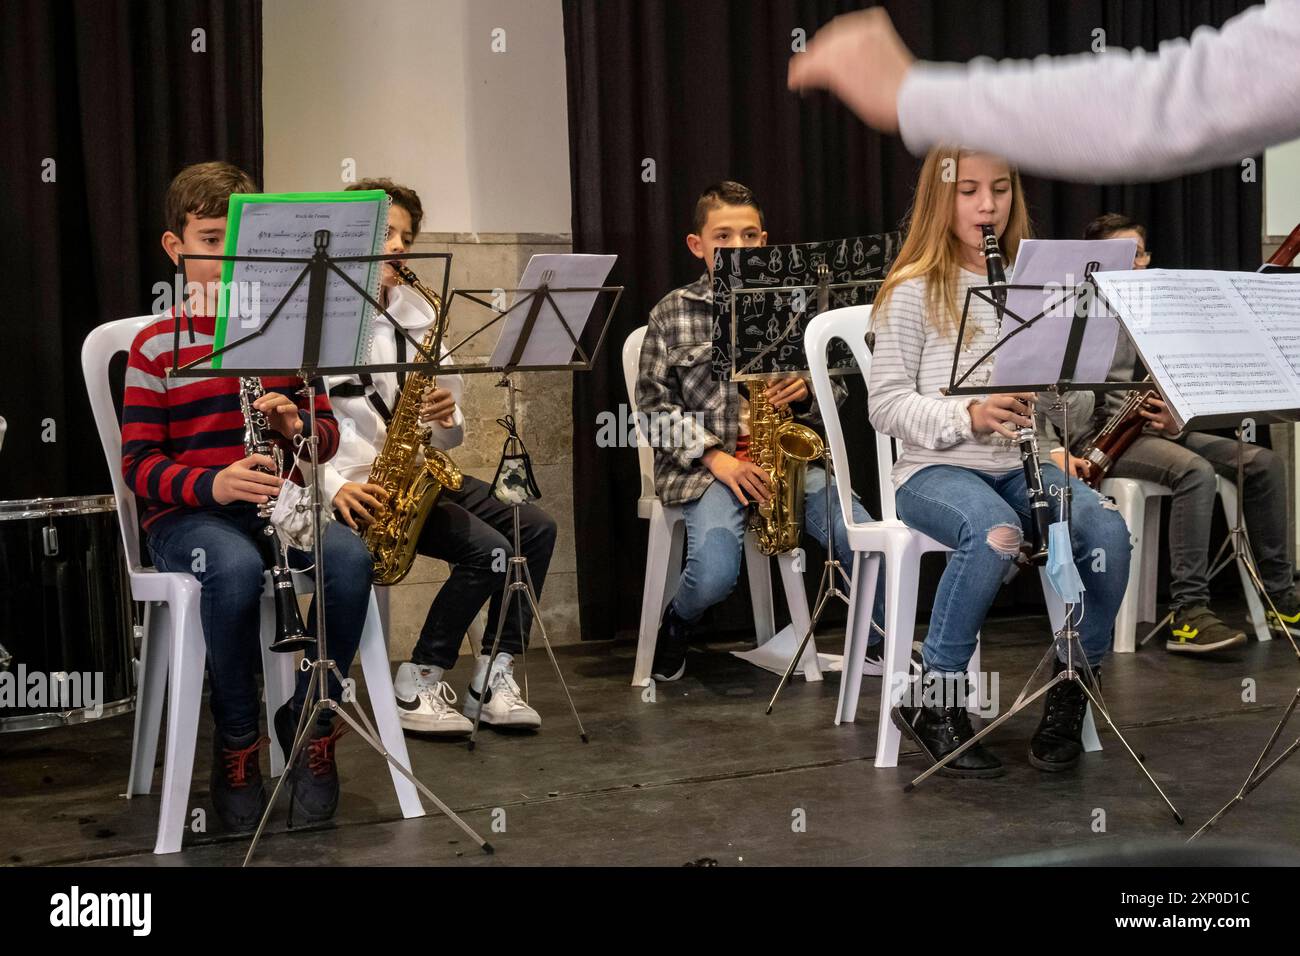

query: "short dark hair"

left=165, top=161, right=258, bottom=238
left=347, top=178, right=424, bottom=237
left=1084, top=212, right=1146, bottom=242
left=692, top=180, right=764, bottom=234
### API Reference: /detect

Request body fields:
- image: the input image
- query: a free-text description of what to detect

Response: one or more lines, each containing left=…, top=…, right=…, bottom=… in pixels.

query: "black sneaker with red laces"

left=274, top=701, right=345, bottom=827
left=210, top=729, right=268, bottom=833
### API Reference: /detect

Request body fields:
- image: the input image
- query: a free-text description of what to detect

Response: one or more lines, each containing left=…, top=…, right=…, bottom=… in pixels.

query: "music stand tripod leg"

left=469, top=559, right=518, bottom=751
left=244, top=662, right=324, bottom=866
left=767, top=562, right=840, bottom=714
left=320, top=662, right=491, bottom=851
left=519, top=557, right=588, bottom=742
left=906, top=629, right=1185, bottom=823
left=1191, top=686, right=1300, bottom=840
left=768, top=447, right=854, bottom=713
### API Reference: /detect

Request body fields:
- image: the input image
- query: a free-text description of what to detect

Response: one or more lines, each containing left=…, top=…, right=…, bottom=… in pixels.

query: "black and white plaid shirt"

left=636, top=272, right=846, bottom=506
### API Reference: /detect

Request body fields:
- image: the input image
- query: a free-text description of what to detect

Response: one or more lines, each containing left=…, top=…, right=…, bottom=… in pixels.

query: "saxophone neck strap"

left=331, top=373, right=394, bottom=426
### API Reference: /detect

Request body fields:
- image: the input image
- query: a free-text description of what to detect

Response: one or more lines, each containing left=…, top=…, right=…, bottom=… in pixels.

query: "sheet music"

left=1092, top=268, right=1300, bottom=429
left=987, top=238, right=1136, bottom=387
left=211, top=193, right=387, bottom=370
left=488, top=253, right=616, bottom=368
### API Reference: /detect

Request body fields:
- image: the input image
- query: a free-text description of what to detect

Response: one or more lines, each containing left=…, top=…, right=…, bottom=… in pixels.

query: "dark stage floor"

left=3, top=600, right=1299, bottom=867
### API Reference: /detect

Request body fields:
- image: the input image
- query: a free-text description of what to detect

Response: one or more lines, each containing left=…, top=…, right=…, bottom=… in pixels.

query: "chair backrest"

left=81, top=315, right=157, bottom=573
left=621, top=326, right=656, bottom=500
left=804, top=305, right=903, bottom=524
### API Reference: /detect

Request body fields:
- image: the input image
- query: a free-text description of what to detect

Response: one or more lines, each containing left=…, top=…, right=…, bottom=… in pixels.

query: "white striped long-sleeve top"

left=868, top=267, right=1091, bottom=489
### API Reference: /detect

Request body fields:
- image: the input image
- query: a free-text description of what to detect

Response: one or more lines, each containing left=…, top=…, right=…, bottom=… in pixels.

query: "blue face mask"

left=1045, top=520, right=1086, bottom=604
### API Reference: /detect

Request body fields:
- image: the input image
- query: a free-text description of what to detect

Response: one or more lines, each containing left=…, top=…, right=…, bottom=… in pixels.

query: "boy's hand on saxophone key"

left=419, top=385, right=457, bottom=427
left=764, top=375, right=809, bottom=408
left=333, top=482, right=390, bottom=530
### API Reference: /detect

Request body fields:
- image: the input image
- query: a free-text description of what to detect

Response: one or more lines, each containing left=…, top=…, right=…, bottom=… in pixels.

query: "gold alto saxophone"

left=363, top=262, right=464, bottom=585
left=748, top=379, right=824, bottom=556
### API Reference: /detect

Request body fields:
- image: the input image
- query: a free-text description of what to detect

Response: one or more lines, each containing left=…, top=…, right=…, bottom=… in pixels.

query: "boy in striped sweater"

left=122, top=162, right=373, bottom=831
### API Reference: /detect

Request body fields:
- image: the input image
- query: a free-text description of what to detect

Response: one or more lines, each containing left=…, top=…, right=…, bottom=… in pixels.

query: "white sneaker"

left=394, top=663, right=473, bottom=736
left=464, top=654, right=541, bottom=729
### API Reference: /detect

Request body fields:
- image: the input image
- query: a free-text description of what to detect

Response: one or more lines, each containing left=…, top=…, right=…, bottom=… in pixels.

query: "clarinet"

left=239, top=377, right=314, bottom=653
left=981, top=225, right=1050, bottom=565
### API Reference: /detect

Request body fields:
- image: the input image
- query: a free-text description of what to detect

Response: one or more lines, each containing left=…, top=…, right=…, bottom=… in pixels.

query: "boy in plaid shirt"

left=636, top=181, right=884, bottom=681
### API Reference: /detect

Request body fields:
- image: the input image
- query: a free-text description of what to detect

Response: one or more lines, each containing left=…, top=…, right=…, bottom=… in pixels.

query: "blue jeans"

left=147, top=504, right=373, bottom=739
left=669, top=464, right=887, bottom=632
left=895, top=464, right=1131, bottom=675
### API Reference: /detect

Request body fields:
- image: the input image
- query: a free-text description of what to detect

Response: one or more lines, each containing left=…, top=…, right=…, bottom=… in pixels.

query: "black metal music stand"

left=1184, top=265, right=1300, bottom=839
left=171, top=233, right=493, bottom=864
left=904, top=274, right=1183, bottom=824
left=722, top=264, right=888, bottom=709
left=439, top=276, right=623, bottom=750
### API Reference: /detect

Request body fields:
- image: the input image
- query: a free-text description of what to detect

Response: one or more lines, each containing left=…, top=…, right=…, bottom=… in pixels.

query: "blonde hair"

left=873, top=146, right=1032, bottom=340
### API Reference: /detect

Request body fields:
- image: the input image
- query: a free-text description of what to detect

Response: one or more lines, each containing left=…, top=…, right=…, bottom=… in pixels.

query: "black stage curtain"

left=0, top=0, right=262, bottom=500
left=565, top=0, right=1263, bottom=642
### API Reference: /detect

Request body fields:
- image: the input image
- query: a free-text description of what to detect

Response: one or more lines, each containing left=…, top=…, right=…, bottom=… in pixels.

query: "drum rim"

left=0, top=695, right=135, bottom=733
left=0, top=494, right=119, bottom=520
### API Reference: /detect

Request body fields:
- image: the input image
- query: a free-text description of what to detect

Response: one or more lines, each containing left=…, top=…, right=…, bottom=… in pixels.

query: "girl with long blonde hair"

left=868, top=147, right=1131, bottom=778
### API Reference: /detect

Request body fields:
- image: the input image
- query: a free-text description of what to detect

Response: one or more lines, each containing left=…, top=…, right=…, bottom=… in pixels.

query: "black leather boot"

left=891, top=672, right=1004, bottom=778
left=651, top=604, right=690, bottom=682
left=1028, top=656, right=1097, bottom=772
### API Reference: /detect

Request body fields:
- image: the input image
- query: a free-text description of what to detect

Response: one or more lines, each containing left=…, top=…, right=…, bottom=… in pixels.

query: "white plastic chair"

left=804, top=306, right=1101, bottom=768
left=1101, top=474, right=1268, bottom=651
left=83, top=316, right=423, bottom=854
left=1101, top=478, right=1169, bottom=653
left=622, top=326, right=817, bottom=687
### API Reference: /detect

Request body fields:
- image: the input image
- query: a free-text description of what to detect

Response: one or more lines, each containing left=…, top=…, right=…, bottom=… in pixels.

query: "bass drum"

left=0, top=496, right=137, bottom=731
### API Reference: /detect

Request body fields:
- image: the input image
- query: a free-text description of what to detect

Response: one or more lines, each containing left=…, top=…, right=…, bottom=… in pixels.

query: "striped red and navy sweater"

left=121, top=312, right=340, bottom=531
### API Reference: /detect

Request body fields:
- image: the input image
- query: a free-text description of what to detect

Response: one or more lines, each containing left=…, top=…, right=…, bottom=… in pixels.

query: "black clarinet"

left=981, top=225, right=1050, bottom=565
left=239, top=377, right=314, bottom=653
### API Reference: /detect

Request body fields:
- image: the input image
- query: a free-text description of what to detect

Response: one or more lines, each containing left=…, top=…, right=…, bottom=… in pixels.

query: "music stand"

left=1179, top=264, right=1300, bottom=839
left=723, top=264, right=890, bottom=709
left=439, top=270, right=622, bottom=750
left=170, top=232, right=494, bottom=864
left=1137, top=261, right=1300, bottom=651
left=902, top=273, right=1184, bottom=824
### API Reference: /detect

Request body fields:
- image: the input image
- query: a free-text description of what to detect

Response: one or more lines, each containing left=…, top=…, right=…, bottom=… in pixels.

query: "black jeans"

left=410, top=474, right=557, bottom=670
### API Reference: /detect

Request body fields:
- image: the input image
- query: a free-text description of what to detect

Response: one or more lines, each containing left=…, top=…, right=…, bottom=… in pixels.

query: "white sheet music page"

left=988, top=238, right=1136, bottom=387
left=211, top=193, right=387, bottom=371
left=489, top=254, right=616, bottom=368
left=1091, top=268, right=1300, bottom=430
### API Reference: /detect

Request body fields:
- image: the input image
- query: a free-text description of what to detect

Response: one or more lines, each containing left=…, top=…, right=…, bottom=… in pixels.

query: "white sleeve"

left=424, top=362, right=465, bottom=452
left=317, top=461, right=350, bottom=509
left=320, top=391, right=381, bottom=503
left=896, top=0, right=1300, bottom=183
